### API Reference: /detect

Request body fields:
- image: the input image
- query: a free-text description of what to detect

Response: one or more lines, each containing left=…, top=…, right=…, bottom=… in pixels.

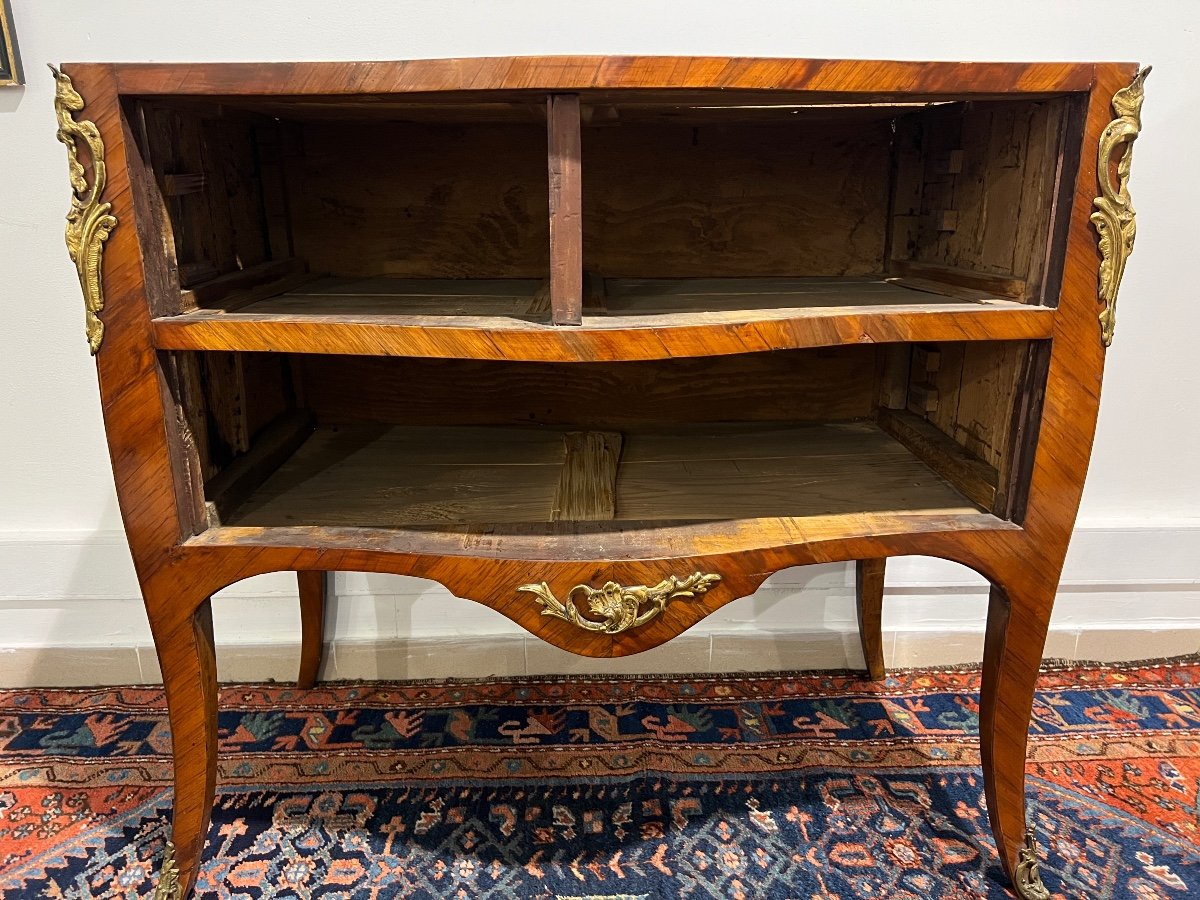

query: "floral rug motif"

left=1, top=659, right=1198, bottom=898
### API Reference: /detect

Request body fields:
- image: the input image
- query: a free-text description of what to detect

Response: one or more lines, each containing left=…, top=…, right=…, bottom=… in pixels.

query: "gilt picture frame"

left=1, top=0, right=23, bottom=86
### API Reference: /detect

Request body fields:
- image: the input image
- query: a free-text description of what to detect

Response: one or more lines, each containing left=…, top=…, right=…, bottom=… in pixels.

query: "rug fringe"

left=208, top=651, right=1200, bottom=690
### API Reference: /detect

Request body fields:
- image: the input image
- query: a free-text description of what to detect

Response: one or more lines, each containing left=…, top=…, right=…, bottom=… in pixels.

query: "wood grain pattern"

left=855, top=558, right=886, bottom=680
left=552, top=431, right=622, bottom=521
left=297, top=349, right=878, bottom=428
left=547, top=95, right=583, bottom=324
left=180, top=258, right=310, bottom=312
left=891, top=99, right=1067, bottom=295
left=903, top=340, right=1027, bottom=475
left=614, top=423, right=979, bottom=520
left=956, top=341, right=1026, bottom=469
left=150, top=276, right=1055, bottom=361
left=140, top=104, right=274, bottom=287
left=877, top=406, right=998, bottom=510
left=296, top=571, right=326, bottom=690
left=229, top=425, right=566, bottom=527
left=171, top=273, right=1029, bottom=316
left=150, top=596, right=218, bottom=900
left=64, top=57, right=1140, bottom=897
left=99, top=57, right=1102, bottom=96
left=288, top=122, right=548, bottom=279
left=204, top=411, right=314, bottom=524
left=224, top=422, right=979, bottom=529
left=582, top=122, right=890, bottom=276
left=888, top=260, right=1027, bottom=301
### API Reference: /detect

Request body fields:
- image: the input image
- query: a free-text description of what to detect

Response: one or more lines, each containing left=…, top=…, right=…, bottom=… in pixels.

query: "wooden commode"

left=50, top=56, right=1147, bottom=898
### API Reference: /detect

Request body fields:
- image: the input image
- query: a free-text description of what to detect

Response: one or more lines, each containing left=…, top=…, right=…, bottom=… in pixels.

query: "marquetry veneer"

left=51, top=56, right=1147, bottom=898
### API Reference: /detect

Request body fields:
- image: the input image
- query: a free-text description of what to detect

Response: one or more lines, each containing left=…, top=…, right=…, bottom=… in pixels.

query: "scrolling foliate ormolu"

left=51, top=65, right=117, bottom=354
left=1091, top=67, right=1149, bottom=348
left=519, top=572, right=721, bottom=634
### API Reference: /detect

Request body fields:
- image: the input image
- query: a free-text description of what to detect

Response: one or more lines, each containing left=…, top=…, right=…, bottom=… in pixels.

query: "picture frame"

left=1, top=0, right=23, bottom=87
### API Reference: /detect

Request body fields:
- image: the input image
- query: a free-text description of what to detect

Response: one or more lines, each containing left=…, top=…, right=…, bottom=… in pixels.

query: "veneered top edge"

left=50, top=56, right=1132, bottom=97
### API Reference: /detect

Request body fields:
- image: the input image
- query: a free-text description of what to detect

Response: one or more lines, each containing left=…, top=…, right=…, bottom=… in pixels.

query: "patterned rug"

left=1, top=659, right=1198, bottom=899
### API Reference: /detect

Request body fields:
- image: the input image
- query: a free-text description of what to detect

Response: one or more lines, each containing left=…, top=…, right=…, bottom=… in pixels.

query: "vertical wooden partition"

left=547, top=93, right=583, bottom=325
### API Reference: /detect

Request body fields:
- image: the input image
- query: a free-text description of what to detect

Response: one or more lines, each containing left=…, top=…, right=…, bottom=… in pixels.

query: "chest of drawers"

left=51, top=56, right=1146, bottom=898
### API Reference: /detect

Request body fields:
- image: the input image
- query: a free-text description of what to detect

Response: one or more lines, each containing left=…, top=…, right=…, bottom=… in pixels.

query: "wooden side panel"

left=126, top=101, right=186, bottom=318
left=298, top=349, right=878, bottom=428
left=877, top=407, right=997, bottom=510
left=288, top=122, right=549, bottom=278
left=170, top=350, right=297, bottom=484
left=255, top=122, right=294, bottom=260
left=583, top=121, right=892, bottom=276
left=141, top=105, right=277, bottom=287
left=890, top=99, right=1068, bottom=297
left=242, top=352, right=294, bottom=438
left=204, top=411, right=315, bottom=524
left=169, top=353, right=216, bottom=482
left=902, top=340, right=1027, bottom=488
left=956, top=341, right=1025, bottom=467
left=202, top=353, right=249, bottom=458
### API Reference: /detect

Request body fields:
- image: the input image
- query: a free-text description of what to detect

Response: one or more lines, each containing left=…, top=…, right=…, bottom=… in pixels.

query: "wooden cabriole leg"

left=979, top=579, right=1054, bottom=900
left=855, top=558, right=887, bottom=680
left=148, top=594, right=219, bottom=900
left=296, top=571, right=327, bottom=689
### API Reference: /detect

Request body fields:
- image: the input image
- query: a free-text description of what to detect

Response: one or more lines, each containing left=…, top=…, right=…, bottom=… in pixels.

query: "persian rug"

left=1, top=659, right=1198, bottom=899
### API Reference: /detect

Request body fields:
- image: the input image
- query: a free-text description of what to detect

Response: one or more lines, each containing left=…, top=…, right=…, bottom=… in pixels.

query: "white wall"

left=1, top=1, right=1198, bottom=684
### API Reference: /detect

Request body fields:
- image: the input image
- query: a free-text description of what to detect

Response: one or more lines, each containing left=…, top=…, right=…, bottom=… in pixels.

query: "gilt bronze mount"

left=1091, top=67, right=1149, bottom=347
left=520, top=572, right=722, bottom=634
left=51, top=65, right=117, bottom=354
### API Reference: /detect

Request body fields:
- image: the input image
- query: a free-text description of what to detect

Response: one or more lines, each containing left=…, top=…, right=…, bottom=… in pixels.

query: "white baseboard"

left=1, top=525, right=1198, bottom=687
left=2, top=626, right=1197, bottom=688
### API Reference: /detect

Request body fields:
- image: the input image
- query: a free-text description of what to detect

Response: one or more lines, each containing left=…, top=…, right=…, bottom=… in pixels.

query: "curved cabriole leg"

left=980, top=581, right=1053, bottom=900
left=855, top=558, right=886, bottom=680
left=150, top=596, right=218, bottom=900
left=297, top=571, right=327, bottom=689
